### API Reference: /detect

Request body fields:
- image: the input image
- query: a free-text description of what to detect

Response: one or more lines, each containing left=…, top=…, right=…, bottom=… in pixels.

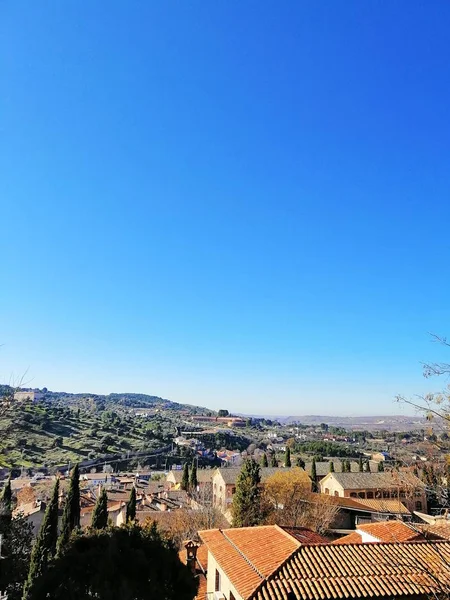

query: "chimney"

left=184, top=540, right=199, bottom=575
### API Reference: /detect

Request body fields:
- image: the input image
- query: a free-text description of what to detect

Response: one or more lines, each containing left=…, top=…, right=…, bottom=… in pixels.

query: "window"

left=325, top=488, right=329, bottom=495
left=382, top=490, right=390, bottom=498
left=230, top=593, right=236, bottom=600
left=215, top=569, right=220, bottom=592
left=334, top=491, right=339, bottom=497
left=415, top=501, right=423, bottom=511
left=357, top=492, right=366, bottom=499
left=366, top=491, right=374, bottom=499
left=231, top=486, right=236, bottom=494
left=350, top=492, right=357, bottom=498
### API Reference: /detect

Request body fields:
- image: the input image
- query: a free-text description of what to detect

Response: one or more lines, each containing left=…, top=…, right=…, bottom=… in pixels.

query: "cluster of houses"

left=6, top=458, right=450, bottom=600
left=182, top=519, right=450, bottom=600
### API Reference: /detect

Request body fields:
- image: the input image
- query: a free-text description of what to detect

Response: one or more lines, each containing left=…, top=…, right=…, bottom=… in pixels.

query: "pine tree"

left=57, top=464, right=80, bottom=555
left=284, top=446, right=291, bottom=468
left=126, top=487, right=137, bottom=523
left=378, top=460, right=384, bottom=472
left=358, top=456, right=364, bottom=472
left=189, top=463, right=198, bottom=491
left=232, top=459, right=262, bottom=527
left=22, top=478, right=59, bottom=599
left=329, top=461, right=335, bottom=473
left=181, top=463, right=189, bottom=491
left=261, top=453, right=268, bottom=468
left=91, top=488, right=108, bottom=530
left=270, top=454, right=278, bottom=468
left=311, top=458, right=318, bottom=492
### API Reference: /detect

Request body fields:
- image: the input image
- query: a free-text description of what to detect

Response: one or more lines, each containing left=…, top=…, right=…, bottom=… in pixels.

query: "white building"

left=14, top=391, right=44, bottom=402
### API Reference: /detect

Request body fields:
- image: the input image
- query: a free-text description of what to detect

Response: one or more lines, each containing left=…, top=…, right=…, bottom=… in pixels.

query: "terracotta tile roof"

left=312, top=493, right=374, bottom=511
left=250, top=540, right=450, bottom=600
left=322, top=471, right=425, bottom=490
left=280, top=527, right=329, bottom=544
left=419, top=521, right=450, bottom=540
left=216, top=467, right=307, bottom=485
left=199, top=525, right=300, bottom=598
left=352, top=498, right=411, bottom=514
left=356, top=521, right=424, bottom=543
left=332, top=531, right=362, bottom=544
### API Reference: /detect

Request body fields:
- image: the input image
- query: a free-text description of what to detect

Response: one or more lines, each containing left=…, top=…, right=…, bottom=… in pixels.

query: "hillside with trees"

left=0, top=386, right=211, bottom=470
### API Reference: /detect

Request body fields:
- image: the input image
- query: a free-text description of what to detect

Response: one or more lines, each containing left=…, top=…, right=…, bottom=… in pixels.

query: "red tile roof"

left=332, top=531, right=362, bottom=544
left=419, top=521, right=450, bottom=540
left=357, top=521, right=424, bottom=543
left=352, top=498, right=411, bottom=514
left=280, top=527, right=329, bottom=544
left=199, top=525, right=300, bottom=598
left=250, top=540, right=450, bottom=600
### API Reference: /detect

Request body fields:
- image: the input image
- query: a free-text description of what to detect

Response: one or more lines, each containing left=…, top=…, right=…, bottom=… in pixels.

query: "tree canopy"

left=91, top=488, right=108, bottom=530
left=24, top=523, right=197, bottom=600
left=232, top=459, right=263, bottom=527
left=23, top=478, right=60, bottom=600
left=126, top=487, right=136, bottom=523
left=57, top=465, right=80, bottom=554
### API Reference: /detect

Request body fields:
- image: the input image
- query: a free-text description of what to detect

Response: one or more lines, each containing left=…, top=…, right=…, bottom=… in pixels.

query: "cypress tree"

left=232, top=459, right=262, bottom=527
left=126, top=486, right=136, bottom=523
left=57, top=464, right=80, bottom=555
left=358, top=456, right=364, bottom=472
left=261, top=453, right=268, bottom=468
left=189, top=463, right=198, bottom=491
left=329, top=461, right=335, bottom=473
left=22, top=478, right=59, bottom=599
left=270, top=453, right=278, bottom=468
left=91, top=487, right=108, bottom=530
left=181, top=463, right=189, bottom=491
left=311, top=458, right=317, bottom=492
left=284, top=447, right=291, bottom=468
left=378, top=460, right=384, bottom=472
left=0, top=474, right=12, bottom=524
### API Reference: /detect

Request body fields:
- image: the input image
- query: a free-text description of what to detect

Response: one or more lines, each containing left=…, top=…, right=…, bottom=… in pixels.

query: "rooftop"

left=352, top=498, right=411, bottom=514
left=322, top=471, right=425, bottom=489
left=309, top=493, right=410, bottom=515
left=199, top=525, right=300, bottom=598
left=216, top=467, right=307, bottom=485
left=304, top=461, right=376, bottom=476
left=250, top=539, right=450, bottom=600
left=354, top=521, right=425, bottom=543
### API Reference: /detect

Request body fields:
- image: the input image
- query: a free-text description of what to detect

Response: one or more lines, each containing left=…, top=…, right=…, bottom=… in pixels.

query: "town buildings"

left=198, top=524, right=450, bottom=600
left=319, top=471, right=427, bottom=514
left=212, top=467, right=310, bottom=513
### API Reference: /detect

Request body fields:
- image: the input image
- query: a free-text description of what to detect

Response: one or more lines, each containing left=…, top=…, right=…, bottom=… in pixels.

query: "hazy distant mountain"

left=242, top=413, right=436, bottom=431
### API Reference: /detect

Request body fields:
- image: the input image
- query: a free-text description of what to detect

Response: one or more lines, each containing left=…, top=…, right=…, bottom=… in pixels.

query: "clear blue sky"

left=2, top=2, right=450, bottom=415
